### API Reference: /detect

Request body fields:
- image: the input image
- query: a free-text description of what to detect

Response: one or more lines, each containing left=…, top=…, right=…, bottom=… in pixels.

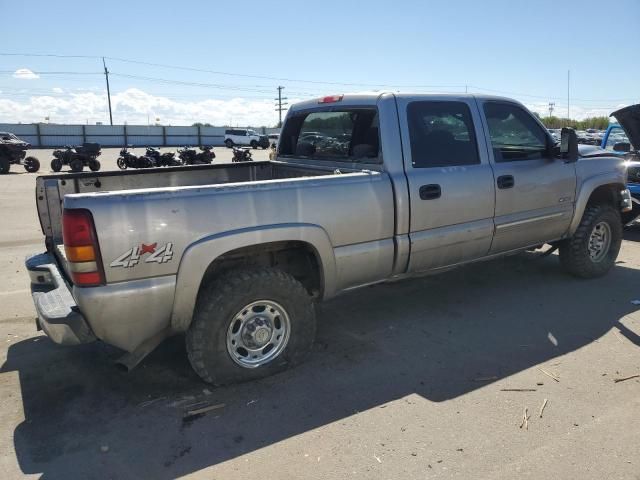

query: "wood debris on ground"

left=538, top=367, right=560, bottom=382
left=614, top=374, right=640, bottom=383
left=474, top=376, right=498, bottom=382
left=539, top=398, right=548, bottom=418
left=183, top=402, right=225, bottom=420
left=519, top=407, right=530, bottom=430
left=501, top=388, right=537, bottom=392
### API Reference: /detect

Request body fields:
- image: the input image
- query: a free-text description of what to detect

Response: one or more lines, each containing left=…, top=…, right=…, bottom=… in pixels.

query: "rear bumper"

left=25, top=252, right=96, bottom=345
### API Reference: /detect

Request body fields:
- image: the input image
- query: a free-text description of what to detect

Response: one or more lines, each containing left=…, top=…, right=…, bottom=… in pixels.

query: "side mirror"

left=560, top=127, right=579, bottom=162
left=613, top=142, right=631, bottom=153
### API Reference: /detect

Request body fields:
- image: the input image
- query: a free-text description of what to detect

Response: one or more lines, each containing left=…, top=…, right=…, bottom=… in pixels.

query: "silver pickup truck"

left=26, top=93, right=633, bottom=385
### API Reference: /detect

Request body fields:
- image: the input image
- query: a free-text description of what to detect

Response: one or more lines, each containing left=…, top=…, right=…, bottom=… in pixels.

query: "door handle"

left=419, top=184, right=441, bottom=200
left=497, top=175, right=514, bottom=189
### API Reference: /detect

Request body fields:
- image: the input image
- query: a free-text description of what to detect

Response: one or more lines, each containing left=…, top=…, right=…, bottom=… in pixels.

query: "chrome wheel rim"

left=226, top=300, right=291, bottom=368
left=588, top=221, right=611, bottom=262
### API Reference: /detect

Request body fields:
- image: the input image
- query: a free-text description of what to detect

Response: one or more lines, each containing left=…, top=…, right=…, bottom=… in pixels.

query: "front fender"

left=569, top=173, right=626, bottom=235
left=170, top=223, right=336, bottom=332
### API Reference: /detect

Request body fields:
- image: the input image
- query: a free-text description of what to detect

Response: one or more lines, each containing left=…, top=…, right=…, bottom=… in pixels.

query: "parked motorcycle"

left=177, top=145, right=215, bottom=165
left=51, top=142, right=101, bottom=172
left=232, top=147, right=253, bottom=162
left=116, top=147, right=154, bottom=170
left=145, top=147, right=183, bottom=167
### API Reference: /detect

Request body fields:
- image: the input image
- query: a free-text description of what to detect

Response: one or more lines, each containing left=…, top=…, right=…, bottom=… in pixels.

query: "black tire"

left=70, top=159, right=83, bottom=172
left=117, top=157, right=127, bottom=170
left=23, top=156, right=40, bottom=173
left=186, top=268, right=316, bottom=385
left=89, top=159, right=101, bottom=172
left=225, top=139, right=234, bottom=148
left=250, top=140, right=258, bottom=149
left=0, top=156, right=9, bottom=174
left=559, top=204, right=622, bottom=278
left=51, top=158, right=63, bottom=172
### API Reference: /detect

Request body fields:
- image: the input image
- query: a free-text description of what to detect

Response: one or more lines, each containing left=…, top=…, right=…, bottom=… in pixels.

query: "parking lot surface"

left=1, top=149, right=639, bottom=479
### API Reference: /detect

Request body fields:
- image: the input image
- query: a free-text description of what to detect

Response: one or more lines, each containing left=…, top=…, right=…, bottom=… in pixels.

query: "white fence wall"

left=0, top=123, right=279, bottom=148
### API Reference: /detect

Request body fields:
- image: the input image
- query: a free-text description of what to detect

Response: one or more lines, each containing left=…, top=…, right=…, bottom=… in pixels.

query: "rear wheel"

left=225, top=139, right=234, bottom=148
left=117, top=157, right=127, bottom=170
left=559, top=204, right=622, bottom=278
left=250, top=140, right=258, bottom=149
left=51, top=158, right=63, bottom=172
left=70, top=159, right=83, bottom=172
left=88, top=159, right=101, bottom=171
left=0, top=155, right=10, bottom=174
left=23, top=156, right=40, bottom=173
left=186, top=268, right=316, bottom=385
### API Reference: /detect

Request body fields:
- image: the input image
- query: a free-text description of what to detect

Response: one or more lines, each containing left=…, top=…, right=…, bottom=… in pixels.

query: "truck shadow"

left=3, top=252, right=640, bottom=479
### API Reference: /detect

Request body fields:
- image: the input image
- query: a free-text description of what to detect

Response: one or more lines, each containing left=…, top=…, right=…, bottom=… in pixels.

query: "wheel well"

left=587, top=183, right=624, bottom=208
left=200, top=241, right=323, bottom=298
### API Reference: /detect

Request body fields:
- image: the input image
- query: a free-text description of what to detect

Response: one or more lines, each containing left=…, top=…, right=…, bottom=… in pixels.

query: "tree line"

left=532, top=113, right=611, bottom=130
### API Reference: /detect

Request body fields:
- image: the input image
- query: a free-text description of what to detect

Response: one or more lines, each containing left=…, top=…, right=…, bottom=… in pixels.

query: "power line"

left=0, top=70, right=101, bottom=75
left=1, top=52, right=637, bottom=104
left=0, top=53, right=99, bottom=59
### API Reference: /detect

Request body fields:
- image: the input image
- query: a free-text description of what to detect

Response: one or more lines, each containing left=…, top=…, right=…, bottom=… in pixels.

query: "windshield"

left=604, top=126, right=630, bottom=151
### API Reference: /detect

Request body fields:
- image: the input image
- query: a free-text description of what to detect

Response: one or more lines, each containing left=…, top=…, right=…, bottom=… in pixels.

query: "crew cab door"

left=397, top=97, right=496, bottom=271
left=477, top=100, right=576, bottom=253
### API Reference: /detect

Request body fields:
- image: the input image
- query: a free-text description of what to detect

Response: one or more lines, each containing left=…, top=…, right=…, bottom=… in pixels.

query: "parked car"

left=600, top=104, right=640, bottom=225
left=268, top=133, right=280, bottom=146
left=26, top=93, right=632, bottom=385
left=224, top=128, right=269, bottom=149
left=0, top=132, right=40, bottom=174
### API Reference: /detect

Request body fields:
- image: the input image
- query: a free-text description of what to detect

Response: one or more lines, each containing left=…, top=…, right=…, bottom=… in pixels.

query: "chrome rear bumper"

left=25, top=252, right=96, bottom=345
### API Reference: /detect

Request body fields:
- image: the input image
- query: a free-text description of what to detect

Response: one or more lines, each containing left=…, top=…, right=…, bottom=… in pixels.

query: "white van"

left=224, top=129, right=269, bottom=149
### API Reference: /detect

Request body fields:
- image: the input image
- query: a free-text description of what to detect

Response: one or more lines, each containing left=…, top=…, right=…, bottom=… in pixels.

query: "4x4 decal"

left=110, top=242, right=174, bottom=268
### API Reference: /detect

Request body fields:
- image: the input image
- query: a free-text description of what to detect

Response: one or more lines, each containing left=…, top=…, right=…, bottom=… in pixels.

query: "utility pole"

left=275, top=86, right=288, bottom=128
left=548, top=101, right=555, bottom=117
left=567, top=69, right=570, bottom=126
left=103, top=57, right=113, bottom=126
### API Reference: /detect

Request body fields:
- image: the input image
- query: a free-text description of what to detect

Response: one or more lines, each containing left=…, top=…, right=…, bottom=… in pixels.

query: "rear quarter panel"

left=63, top=172, right=395, bottom=285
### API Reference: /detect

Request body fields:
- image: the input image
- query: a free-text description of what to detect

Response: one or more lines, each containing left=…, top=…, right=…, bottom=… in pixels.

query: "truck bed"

left=35, top=160, right=352, bottom=246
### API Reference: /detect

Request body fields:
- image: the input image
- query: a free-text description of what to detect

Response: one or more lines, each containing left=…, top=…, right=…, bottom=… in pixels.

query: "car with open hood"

left=600, top=104, right=640, bottom=224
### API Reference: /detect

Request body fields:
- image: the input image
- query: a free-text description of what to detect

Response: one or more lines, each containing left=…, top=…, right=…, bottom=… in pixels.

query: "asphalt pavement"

left=0, top=149, right=639, bottom=479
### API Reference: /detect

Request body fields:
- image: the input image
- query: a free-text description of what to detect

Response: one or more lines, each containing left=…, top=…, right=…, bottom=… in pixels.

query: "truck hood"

left=611, top=104, right=640, bottom=152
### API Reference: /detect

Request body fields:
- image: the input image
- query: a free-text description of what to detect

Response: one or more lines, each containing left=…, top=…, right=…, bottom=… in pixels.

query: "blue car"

left=602, top=105, right=640, bottom=225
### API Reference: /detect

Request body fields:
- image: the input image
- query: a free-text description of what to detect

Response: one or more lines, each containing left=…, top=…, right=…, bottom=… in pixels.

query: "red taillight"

left=318, top=94, right=343, bottom=104
left=62, top=209, right=105, bottom=287
left=63, top=209, right=95, bottom=246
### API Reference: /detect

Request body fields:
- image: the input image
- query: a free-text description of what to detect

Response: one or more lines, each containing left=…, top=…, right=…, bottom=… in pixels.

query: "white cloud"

left=12, top=68, right=40, bottom=80
left=0, top=88, right=292, bottom=126
left=0, top=86, right=622, bottom=125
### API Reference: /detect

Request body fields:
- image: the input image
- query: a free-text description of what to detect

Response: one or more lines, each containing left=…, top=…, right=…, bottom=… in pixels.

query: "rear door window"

left=407, top=101, right=480, bottom=168
left=279, top=109, right=380, bottom=161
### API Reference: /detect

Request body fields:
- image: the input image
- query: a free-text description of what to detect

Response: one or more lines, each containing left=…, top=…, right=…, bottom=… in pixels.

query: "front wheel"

left=51, top=158, right=63, bottom=172
left=186, top=268, right=316, bottom=385
left=117, top=157, right=127, bottom=170
left=225, top=139, right=234, bottom=148
left=0, top=156, right=10, bottom=174
left=250, top=140, right=258, bottom=149
left=24, top=156, right=40, bottom=173
left=88, top=159, right=101, bottom=171
left=559, top=204, right=622, bottom=278
left=69, top=159, right=83, bottom=172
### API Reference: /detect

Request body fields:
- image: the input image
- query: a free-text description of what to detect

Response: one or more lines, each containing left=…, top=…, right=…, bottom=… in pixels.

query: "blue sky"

left=1, top=0, right=639, bottom=125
